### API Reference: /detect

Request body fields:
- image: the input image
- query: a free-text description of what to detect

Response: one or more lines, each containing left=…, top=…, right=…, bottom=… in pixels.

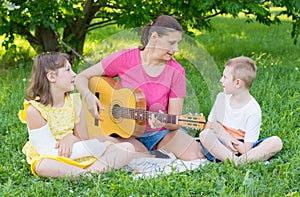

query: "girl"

left=19, top=52, right=141, bottom=178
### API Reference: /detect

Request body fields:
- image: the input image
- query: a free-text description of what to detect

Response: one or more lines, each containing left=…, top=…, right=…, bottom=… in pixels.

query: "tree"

left=0, top=0, right=299, bottom=56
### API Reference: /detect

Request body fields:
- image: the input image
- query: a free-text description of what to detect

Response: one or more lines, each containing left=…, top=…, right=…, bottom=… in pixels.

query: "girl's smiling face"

left=54, top=60, right=77, bottom=93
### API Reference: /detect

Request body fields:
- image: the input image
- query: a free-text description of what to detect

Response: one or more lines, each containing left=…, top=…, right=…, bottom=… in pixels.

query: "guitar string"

left=100, top=104, right=204, bottom=124
left=98, top=104, right=204, bottom=129
left=101, top=104, right=177, bottom=123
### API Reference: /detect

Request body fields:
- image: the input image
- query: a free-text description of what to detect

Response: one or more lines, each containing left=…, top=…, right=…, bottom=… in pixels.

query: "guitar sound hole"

left=112, top=104, right=121, bottom=119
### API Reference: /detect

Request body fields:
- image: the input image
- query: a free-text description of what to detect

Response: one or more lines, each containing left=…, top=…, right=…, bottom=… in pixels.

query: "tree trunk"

left=62, top=22, right=86, bottom=57
left=35, top=26, right=59, bottom=52
left=28, top=0, right=101, bottom=56
left=62, top=0, right=101, bottom=57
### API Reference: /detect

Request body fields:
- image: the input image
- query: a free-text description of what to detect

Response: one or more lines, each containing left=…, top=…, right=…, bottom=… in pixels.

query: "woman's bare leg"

left=86, top=142, right=152, bottom=173
left=114, top=137, right=150, bottom=153
left=157, top=130, right=205, bottom=161
left=95, top=136, right=149, bottom=153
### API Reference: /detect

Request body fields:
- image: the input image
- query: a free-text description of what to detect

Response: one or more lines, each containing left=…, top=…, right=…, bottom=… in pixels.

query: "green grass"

left=0, top=16, right=299, bottom=196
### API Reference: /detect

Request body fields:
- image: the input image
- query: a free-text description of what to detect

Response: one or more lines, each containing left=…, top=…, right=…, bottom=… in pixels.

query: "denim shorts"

left=200, top=137, right=268, bottom=162
left=137, top=127, right=185, bottom=151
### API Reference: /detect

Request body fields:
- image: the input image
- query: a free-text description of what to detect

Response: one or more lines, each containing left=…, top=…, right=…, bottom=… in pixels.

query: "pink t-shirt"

left=101, top=48, right=186, bottom=132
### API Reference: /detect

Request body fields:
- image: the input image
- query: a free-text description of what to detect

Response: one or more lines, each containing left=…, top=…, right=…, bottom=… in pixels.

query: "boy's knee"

left=270, top=136, right=283, bottom=152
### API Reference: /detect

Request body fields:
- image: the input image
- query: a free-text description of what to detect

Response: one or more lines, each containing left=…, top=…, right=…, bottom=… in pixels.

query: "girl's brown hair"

left=26, top=52, right=71, bottom=106
left=139, top=15, right=183, bottom=50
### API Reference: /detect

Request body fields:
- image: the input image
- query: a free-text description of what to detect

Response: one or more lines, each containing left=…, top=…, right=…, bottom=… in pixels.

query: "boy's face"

left=220, top=66, right=236, bottom=94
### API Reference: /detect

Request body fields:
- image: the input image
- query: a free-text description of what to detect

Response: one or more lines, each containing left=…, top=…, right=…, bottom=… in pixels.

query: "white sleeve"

left=28, top=124, right=107, bottom=159
left=208, top=93, right=226, bottom=123
left=244, top=113, right=261, bottom=142
left=28, top=124, right=58, bottom=156
left=244, top=100, right=262, bottom=142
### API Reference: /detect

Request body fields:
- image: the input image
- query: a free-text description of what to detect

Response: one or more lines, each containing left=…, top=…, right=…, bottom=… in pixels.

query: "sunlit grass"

left=0, top=11, right=299, bottom=196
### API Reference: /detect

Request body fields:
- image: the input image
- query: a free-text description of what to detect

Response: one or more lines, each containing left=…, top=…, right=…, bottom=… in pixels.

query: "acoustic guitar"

left=83, top=77, right=206, bottom=138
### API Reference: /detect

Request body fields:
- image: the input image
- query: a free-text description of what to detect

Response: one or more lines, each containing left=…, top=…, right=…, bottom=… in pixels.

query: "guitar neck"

left=113, top=105, right=178, bottom=124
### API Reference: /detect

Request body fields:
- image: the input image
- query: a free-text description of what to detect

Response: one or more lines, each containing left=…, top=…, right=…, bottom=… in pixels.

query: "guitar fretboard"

left=112, top=105, right=178, bottom=124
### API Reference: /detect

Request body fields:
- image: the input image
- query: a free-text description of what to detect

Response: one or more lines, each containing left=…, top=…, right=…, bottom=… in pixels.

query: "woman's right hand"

left=85, top=91, right=104, bottom=121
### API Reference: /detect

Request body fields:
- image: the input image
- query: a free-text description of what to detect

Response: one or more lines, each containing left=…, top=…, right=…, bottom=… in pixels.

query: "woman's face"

left=152, top=30, right=182, bottom=61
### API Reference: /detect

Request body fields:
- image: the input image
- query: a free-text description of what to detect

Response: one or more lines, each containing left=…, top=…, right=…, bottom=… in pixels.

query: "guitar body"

left=83, top=77, right=146, bottom=138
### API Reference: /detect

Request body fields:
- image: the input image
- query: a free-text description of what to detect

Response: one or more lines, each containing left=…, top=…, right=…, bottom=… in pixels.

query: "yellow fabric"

left=30, top=155, right=97, bottom=176
left=19, top=93, right=97, bottom=175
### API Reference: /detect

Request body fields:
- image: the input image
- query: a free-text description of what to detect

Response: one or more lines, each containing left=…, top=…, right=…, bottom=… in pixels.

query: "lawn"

left=0, top=16, right=299, bottom=196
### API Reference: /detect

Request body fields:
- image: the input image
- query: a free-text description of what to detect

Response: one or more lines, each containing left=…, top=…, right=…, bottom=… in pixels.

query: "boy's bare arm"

left=210, top=122, right=255, bottom=154
left=211, top=122, right=236, bottom=141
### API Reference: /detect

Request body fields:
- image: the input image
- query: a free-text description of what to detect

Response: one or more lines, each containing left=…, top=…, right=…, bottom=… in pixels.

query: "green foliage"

left=272, top=0, right=300, bottom=43
left=0, top=0, right=299, bottom=60
left=0, top=44, right=33, bottom=68
left=0, top=17, right=299, bottom=196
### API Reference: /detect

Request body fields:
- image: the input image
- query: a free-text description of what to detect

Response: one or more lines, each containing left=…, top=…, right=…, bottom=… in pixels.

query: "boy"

left=199, top=56, right=282, bottom=164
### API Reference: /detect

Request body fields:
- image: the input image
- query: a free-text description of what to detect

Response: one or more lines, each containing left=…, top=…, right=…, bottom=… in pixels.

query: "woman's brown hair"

left=139, top=15, right=183, bottom=50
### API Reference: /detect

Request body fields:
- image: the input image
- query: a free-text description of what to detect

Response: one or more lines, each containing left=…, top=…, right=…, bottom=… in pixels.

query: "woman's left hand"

left=149, top=110, right=165, bottom=129
left=56, top=134, right=78, bottom=158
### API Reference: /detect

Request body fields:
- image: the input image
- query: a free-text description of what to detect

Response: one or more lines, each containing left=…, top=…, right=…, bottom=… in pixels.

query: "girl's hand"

left=85, top=92, right=104, bottom=121
left=148, top=110, right=165, bottom=129
left=55, top=134, right=78, bottom=158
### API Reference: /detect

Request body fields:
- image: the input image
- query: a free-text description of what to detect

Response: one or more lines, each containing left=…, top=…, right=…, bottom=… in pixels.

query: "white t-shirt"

left=208, top=93, right=262, bottom=142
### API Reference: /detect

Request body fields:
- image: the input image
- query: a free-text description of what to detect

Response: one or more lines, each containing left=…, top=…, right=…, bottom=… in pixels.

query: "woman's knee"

left=162, top=130, right=177, bottom=142
left=116, top=142, right=136, bottom=152
left=159, top=130, right=203, bottom=160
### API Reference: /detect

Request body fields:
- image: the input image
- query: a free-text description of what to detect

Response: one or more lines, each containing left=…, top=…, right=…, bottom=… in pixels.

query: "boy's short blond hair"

left=225, top=56, right=257, bottom=89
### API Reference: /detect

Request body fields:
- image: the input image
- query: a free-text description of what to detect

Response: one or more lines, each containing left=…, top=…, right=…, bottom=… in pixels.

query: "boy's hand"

left=222, top=138, right=240, bottom=154
left=211, top=121, right=241, bottom=154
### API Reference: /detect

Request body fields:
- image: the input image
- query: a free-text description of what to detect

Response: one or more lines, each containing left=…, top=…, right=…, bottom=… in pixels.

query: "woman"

left=76, top=15, right=205, bottom=160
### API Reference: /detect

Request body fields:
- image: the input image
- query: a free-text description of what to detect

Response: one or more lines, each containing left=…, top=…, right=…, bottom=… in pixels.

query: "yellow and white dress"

left=19, top=93, right=97, bottom=175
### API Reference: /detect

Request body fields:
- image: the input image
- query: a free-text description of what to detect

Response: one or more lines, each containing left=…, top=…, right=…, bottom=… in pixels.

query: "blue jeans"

left=137, top=127, right=186, bottom=151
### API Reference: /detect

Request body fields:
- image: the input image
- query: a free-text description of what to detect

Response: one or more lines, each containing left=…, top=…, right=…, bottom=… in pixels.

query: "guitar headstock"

left=178, top=113, right=206, bottom=130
